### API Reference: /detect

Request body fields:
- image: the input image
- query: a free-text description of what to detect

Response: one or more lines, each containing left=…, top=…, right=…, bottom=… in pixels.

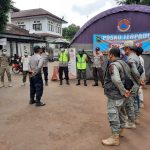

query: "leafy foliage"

left=0, top=0, right=12, bottom=32
left=62, top=24, right=80, bottom=40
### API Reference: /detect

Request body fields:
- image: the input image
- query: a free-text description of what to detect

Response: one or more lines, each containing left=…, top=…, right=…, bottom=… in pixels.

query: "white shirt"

left=21, top=56, right=31, bottom=71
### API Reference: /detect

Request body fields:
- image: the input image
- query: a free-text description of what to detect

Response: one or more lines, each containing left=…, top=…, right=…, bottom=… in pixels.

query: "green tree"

left=0, top=0, right=12, bottom=32
left=116, top=0, right=150, bottom=5
left=62, top=24, right=80, bottom=40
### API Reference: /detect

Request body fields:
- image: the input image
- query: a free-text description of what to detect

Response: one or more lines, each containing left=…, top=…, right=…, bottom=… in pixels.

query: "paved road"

left=0, top=62, right=150, bottom=150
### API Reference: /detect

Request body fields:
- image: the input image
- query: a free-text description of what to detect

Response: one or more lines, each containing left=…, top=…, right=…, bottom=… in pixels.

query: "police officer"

left=92, top=47, right=104, bottom=87
left=40, top=47, right=49, bottom=86
left=0, top=49, right=12, bottom=88
left=58, top=48, right=70, bottom=85
left=123, top=41, right=144, bottom=127
left=29, top=46, right=45, bottom=107
left=76, top=49, right=88, bottom=86
left=102, top=47, right=131, bottom=146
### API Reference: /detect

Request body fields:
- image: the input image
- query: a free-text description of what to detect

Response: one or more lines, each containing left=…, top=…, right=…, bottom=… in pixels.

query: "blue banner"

left=93, top=32, right=150, bottom=54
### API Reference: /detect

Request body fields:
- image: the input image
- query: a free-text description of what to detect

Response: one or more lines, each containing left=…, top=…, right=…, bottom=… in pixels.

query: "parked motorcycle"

left=12, top=59, right=23, bottom=74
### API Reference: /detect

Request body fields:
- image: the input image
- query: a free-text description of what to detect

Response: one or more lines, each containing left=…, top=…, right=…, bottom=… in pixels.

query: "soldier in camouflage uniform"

left=123, top=41, right=145, bottom=127
left=0, top=49, right=12, bottom=87
left=102, top=47, right=131, bottom=146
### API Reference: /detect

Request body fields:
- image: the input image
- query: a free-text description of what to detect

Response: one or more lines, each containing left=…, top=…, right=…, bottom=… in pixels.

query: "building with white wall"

left=0, top=7, right=46, bottom=57
left=11, top=8, right=68, bottom=48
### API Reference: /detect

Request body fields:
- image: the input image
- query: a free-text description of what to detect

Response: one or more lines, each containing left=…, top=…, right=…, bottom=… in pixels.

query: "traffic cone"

left=51, top=66, right=58, bottom=81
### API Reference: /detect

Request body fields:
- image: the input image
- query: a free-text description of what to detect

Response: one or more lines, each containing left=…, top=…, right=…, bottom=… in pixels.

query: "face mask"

left=3, top=52, right=7, bottom=55
left=96, top=50, right=99, bottom=54
left=79, top=53, right=83, bottom=57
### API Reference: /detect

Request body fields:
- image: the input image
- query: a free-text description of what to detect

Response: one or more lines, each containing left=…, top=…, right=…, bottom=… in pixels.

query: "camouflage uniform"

left=125, top=52, right=141, bottom=120
left=104, top=59, right=129, bottom=134
left=0, top=53, right=11, bottom=83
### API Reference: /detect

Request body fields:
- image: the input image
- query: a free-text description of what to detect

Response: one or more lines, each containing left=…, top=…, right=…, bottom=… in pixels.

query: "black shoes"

left=76, top=80, right=80, bottom=86
left=60, top=80, right=62, bottom=85
left=76, top=80, right=87, bottom=86
left=66, top=80, right=70, bottom=85
left=29, top=100, right=36, bottom=104
left=84, top=80, right=87, bottom=86
left=92, top=83, right=98, bottom=86
left=45, top=81, right=48, bottom=86
left=29, top=99, right=45, bottom=107
left=36, top=102, right=46, bottom=107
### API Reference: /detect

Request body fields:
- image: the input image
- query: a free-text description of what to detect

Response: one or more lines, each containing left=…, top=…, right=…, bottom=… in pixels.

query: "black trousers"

left=59, top=66, right=69, bottom=81
left=23, top=71, right=28, bottom=83
left=77, top=69, right=86, bottom=80
left=43, top=67, right=48, bottom=82
left=30, top=74, right=43, bottom=103
left=93, top=67, right=104, bottom=85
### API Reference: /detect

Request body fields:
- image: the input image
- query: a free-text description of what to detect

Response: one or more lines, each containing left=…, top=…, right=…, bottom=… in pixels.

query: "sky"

left=13, top=0, right=118, bottom=27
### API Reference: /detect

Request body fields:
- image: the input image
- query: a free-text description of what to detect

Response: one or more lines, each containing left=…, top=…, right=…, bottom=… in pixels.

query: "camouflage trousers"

left=124, top=86, right=139, bottom=122
left=107, top=98, right=126, bottom=134
left=0, top=66, right=11, bottom=82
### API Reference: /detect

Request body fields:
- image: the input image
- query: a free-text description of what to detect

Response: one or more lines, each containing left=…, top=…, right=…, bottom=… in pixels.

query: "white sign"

left=0, top=38, right=7, bottom=45
left=68, top=48, right=76, bottom=79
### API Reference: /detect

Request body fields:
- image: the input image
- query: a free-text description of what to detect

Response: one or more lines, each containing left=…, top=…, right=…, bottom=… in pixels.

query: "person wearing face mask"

left=0, top=49, right=12, bottom=88
left=76, top=49, right=88, bottom=86
left=21, top=51, right=31, bottom=86
left=92, top=47, right=104, bottom=87
left=58, top=47, right=70, bottom=85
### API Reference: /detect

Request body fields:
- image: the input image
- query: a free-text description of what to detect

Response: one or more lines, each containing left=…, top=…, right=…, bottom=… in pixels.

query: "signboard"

left=93, top=32, right=150, bottom=54
left=0, top=38, right=7, bottom=45
left=68, top=48, right=76, bottom=79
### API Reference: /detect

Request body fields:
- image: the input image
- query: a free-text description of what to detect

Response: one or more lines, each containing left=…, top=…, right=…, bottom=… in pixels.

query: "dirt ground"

left=0, top=62, right=150, bottom=150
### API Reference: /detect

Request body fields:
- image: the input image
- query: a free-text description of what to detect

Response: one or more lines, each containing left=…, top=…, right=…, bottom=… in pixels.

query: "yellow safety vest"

left=59, top=51, right=68, bottom=63
left=77, top=54, right=87, bottom=70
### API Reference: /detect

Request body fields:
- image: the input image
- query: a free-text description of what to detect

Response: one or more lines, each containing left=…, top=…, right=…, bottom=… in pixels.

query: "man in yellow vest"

left=58, top=48, right=70, bottom=85
left=76, top=49, right=88, bottom=86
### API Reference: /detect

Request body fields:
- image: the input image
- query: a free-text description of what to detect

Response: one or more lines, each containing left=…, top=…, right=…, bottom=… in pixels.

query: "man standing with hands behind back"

left=29, top=46, right=45, bottom=107
left=102, top=47, right=131, bottom=146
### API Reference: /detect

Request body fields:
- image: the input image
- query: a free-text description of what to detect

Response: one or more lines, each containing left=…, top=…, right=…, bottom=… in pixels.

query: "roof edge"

left=70, top=4, right=150, bottom=45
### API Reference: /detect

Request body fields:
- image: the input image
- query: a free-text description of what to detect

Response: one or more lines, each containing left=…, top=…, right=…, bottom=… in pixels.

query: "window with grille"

left=33, top=21, right=42, bottom=31
left=48, top=21, right=54, bottom=32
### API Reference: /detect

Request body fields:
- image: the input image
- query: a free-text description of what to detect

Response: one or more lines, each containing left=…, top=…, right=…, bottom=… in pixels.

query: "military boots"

left=76, top=80, right=80, bottom=86
left=84, top=80, right=87, bottom=86
left=102, top=133, right=120, bottom=146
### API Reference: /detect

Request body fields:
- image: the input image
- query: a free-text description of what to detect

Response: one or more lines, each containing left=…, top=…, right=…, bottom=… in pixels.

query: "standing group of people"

left=58, top=47, right=104, bottom=87
left=0, top=46, right=49, bottom=107
left=102, top=40, right=145, bottom=146
left=0, top=42, right=146, bottom=145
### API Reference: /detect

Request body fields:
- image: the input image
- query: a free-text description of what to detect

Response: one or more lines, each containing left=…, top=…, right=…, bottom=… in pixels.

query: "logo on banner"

left=117, top=19, right=131, bottom=32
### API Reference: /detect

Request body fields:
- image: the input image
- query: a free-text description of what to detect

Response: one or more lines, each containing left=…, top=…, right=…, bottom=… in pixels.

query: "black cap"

left=132, top=46, right=143, bottom=56
left=34, top=45, right=41, bottom=53
left=95, top=47, right=100, bottom=51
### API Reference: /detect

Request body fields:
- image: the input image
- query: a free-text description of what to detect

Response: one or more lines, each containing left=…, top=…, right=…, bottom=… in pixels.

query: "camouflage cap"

left=122, top=40, right=134, bottom=49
